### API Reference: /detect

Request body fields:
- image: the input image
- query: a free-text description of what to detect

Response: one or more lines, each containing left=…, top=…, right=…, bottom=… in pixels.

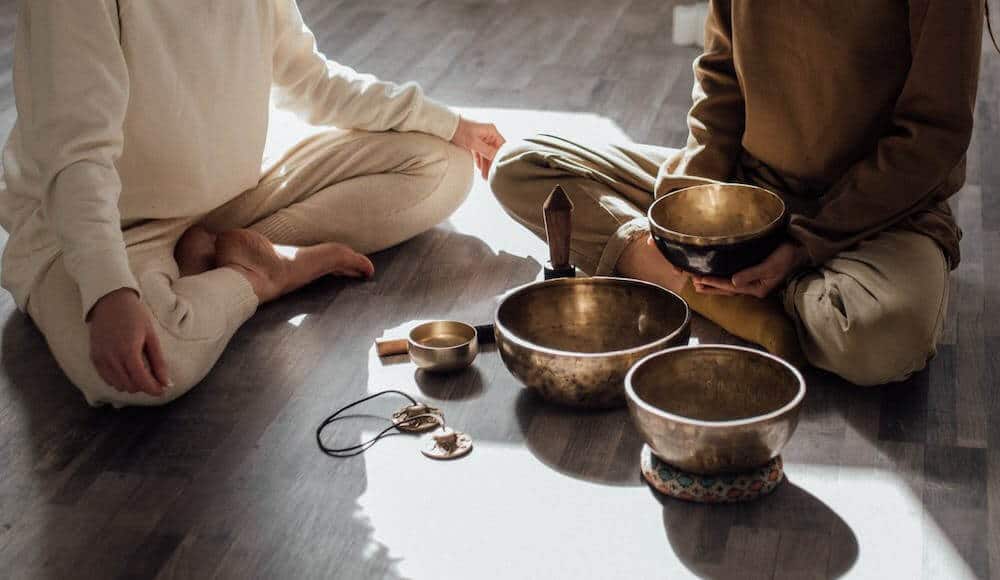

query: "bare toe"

left=327, top=243, right=375, bottom=279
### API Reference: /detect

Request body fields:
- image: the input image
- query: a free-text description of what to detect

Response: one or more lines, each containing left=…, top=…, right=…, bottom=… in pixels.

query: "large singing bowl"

left=626, top=345, right=805, bottom=474
left=495, top=277, right=690, bottom=408
left=648, top=183, right=787, bottom=277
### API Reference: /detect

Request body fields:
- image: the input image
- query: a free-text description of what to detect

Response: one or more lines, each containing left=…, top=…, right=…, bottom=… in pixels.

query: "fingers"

left=473, top=151, right=488, bottom=180
left=478, top=154, right=494, bottom=180
left=470, top=134, right=499, bottom=161
left=144, top=328, right=171, bottom=389
left=472, top=124, right=504, bottom=158
left=694, top=276, right=736, bottom=291
left=739, top=279, right=778, bottom=298
left=693, top=274, right=774, bottom=298
left=124, top=344, right=164, bottom=397
left=489, top=125, right=506, bottom=148
left=692, top=276, right=741, bottom=297
left=728, top=266, right=778, bottom=298
left=94, top=356, right=130, bottom=393
left=731, top=264, right=771, bottom=288
left=693, top=281, right=737, bottom=296
left=455, top=120, right=505, bottom=181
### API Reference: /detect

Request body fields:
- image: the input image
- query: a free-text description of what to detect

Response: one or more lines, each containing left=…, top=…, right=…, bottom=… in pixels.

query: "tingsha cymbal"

left=392, top=403, right=443, bottom=433
left=421, top=427, right=473, bottom=460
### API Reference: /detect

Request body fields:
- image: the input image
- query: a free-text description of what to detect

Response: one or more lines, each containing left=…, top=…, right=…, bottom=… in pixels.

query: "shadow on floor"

left=656, top=479, right=860, bottom=578
left=0, top=225, right=543, bottom=578
left=0, top=276, right=411, bottom=579
left=514, top=388, right=645, bottom=486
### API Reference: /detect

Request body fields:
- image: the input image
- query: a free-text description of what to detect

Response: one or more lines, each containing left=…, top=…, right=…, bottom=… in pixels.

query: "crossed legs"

left=489, top=134, right=948, bottom=385
left=29, top=130, right=473, bottom=406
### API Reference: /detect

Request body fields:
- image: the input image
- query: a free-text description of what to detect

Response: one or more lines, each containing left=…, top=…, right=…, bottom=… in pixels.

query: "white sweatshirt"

left=0, top=0, right=460, bottom=318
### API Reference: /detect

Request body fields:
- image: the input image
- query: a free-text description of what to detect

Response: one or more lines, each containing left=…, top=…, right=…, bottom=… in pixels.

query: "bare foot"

left=615, top=233, right=688, bottom=293
left=175, top=225, right=218, bottom=277
left=215, top=229, right=375, bottom=303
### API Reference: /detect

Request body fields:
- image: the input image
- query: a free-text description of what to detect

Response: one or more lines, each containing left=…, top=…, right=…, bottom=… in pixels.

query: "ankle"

left=223, top=264, right=271, bottom=300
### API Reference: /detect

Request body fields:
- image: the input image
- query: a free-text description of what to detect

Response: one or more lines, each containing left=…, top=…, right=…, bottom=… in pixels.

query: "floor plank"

left=0, top=1, right=997, bottom=578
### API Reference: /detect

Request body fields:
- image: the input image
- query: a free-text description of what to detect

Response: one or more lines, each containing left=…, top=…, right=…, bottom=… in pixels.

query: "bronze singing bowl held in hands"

left=648, top=183, right=787, bottom=277
left=626, top=345, right=805, bottom=475
left=495, top=277, right=691, bottom=408
left=408, top=320, right=479, bottom=373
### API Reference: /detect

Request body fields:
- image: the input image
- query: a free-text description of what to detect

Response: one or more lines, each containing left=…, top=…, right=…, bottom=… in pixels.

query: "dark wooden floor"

left=0, top=1, right=998, bottom=578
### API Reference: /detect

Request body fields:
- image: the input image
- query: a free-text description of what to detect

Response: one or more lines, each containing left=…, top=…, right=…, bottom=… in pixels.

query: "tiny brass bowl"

left=495, top=277, right=691, bottom=408
left=648, top=183, right=787, bottom=277
left=408, top=321, right=479, bottom=373
left=626, top=345, right=805, bottom=475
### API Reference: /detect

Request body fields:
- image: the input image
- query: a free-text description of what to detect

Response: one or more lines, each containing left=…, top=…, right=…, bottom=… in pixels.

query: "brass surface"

left=408, top=321, right=479, bottom=372
left=626, top=345, right=805, bottom=474
left=392, top=404, right=444, bottom=433
left=495, top=277, right=691, bottom=408
left=648, top=183, right=786, bottom=247
left=421, top=428, right=474, bottom=460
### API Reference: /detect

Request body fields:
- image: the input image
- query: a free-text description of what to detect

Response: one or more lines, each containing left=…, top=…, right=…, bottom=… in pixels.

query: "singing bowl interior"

left=409, top=320, right=476, bottom=349
left=408, top=320, right=478, bottom=372
left=649, top=184, right=786, bottom=246
left=496, top=278, right=689, bottom=355
left=629, top=346, right=802, bottom=422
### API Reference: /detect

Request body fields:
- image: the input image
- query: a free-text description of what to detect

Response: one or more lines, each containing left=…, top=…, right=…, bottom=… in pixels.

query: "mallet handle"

left=375, top=337, right=409, bottom=357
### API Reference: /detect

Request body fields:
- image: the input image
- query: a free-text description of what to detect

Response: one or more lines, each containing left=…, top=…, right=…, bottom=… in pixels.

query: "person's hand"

left=88, top=288, right=170, bottom=396
left=451, top=116, right=506, bottom=180
left=693, top=241, right=807, bottom=298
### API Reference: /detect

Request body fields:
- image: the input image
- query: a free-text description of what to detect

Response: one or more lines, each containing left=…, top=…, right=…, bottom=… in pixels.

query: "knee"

left=488, top=139, right=546, bottom=205
left=440, top=140, right=474, bottom=207
left=396, top=131, right=473, bottom=190
left=800, top=290, right=942, bottom=386
left=488, top=138, right=564, bottom=227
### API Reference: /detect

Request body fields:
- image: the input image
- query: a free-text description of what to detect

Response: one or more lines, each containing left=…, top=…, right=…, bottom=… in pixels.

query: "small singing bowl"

left=495, top=277, right=691, bottom=408
left=648, top=183, right=787, bottom=277
left=408, top=321, right=479, bottom=373
left=626, top=345, right=805, bottom=475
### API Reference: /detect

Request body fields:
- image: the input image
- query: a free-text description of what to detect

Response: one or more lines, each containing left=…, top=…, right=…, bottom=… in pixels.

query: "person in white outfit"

left=0, top=0, right=506, bottom=407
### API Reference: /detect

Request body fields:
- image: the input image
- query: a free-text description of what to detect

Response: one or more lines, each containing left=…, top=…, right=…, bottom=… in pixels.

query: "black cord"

left=316, top=389, right=439, bottom=457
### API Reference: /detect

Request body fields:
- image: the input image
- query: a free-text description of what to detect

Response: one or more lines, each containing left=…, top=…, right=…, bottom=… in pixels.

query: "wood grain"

left=0, top=1, right=997, bottom=578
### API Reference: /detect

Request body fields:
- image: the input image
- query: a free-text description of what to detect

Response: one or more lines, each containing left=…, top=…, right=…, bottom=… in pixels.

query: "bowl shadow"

left=414, top=365, right=485, bottom=401
left=654, top=477, right=859, bottom=578
left=514, top=388, right=644, bottom=486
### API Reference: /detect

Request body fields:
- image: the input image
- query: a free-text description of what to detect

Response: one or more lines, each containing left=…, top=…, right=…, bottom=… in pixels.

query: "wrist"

left=91, top=287, right=139, bottom=315
left=788, top=241, right=809, bottom=269
left=450, top=115, right=464, bottom=143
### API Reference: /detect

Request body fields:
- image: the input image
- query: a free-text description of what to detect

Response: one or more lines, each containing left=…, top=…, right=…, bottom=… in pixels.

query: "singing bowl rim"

left=408, top=320, right=478, bottom=351
left=494, top=276, right=692, bottom=359
left=648, top=184, right=787, bottom=247
left=625, top=344, right=806, bottom=428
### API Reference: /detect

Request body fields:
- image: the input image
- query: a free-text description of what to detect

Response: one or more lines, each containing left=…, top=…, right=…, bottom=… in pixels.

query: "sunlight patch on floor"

left=357, top=435, right=684, bottom=580
left=355, top=436, right=977, bottom=579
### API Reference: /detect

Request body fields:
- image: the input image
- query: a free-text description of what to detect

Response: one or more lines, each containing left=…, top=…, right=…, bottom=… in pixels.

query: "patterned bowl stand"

left=640, top=445, right=784, bottom=503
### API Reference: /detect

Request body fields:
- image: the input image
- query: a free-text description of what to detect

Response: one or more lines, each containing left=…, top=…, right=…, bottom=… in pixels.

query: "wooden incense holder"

left=543, top=185, right=576, bottom=280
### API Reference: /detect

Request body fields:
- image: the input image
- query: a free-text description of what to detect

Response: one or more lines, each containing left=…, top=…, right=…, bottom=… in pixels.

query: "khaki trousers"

left=28, top=130, right=473, bottom=407
left=489, top=134, right=950, bottom=386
